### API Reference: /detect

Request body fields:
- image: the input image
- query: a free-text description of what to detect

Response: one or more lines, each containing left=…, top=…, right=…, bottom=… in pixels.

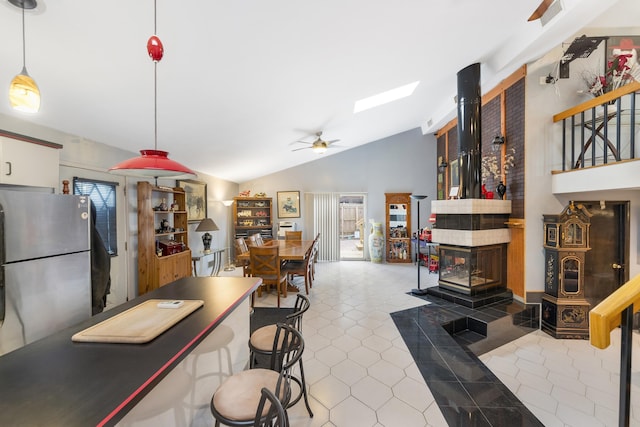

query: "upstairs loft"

left=551, top=81, right=640, bottom=194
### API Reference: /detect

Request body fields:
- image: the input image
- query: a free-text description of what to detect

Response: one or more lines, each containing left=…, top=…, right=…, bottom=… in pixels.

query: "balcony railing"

left=590, top=273, right=640, bottom=427
left=553, top=81, right=640, bottom=171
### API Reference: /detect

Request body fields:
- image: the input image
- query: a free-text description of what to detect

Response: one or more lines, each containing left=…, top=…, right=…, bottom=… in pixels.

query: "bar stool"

left=254, top=387, right=288, bottom=427
left=249, top=295, right=313, bottom=417
left=210, top=323, right=303, bottom=427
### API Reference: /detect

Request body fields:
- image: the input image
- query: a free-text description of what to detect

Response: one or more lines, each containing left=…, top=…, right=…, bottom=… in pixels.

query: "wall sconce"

left=438, top=160, right=448, bottom=173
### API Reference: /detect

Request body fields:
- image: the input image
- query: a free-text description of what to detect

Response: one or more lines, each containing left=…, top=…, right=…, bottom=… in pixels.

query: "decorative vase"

left=368, top=222, right=384, bottom=263
left=496, top=181, right=506, bottom=199
left=481, top=183, right=494, bottom=199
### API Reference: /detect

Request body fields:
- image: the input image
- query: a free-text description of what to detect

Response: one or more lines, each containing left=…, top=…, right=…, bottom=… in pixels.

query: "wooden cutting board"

left=72, top=299, right=204, bottom=344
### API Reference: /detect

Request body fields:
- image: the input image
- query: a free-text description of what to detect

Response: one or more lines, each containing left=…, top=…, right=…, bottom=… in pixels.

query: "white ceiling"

left=0, top=0, right=635, bottom=183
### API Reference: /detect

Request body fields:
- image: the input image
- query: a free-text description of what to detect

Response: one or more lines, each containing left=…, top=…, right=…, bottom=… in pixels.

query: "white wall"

left=524, top=25, right=640, bottom=295
left=240, top=128, right=437, bottom=257
left=0, top=112, right=239, bottom=302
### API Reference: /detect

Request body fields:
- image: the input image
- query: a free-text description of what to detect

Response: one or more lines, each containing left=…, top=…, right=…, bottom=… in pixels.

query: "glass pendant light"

left=9, top=0, right=40, bottom=113
left=109, top=0, right=195, bottom=179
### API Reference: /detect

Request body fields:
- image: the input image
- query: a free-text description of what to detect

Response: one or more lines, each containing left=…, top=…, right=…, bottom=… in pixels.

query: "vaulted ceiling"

left=0, top=0, right=636, bottom=182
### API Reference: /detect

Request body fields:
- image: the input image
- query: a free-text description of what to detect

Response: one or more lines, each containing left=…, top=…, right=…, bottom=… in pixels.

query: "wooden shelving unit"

left=233, top=196, right=273, bottom=240
left=137, top=181, right=192, bottom=295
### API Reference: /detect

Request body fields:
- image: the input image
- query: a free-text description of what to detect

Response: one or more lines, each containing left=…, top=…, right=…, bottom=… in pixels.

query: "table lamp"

left=196, top=218, right=219, bottom=253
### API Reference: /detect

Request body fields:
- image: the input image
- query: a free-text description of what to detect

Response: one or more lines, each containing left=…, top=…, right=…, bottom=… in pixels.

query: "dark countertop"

left=0, top=276, right=261, bottom=427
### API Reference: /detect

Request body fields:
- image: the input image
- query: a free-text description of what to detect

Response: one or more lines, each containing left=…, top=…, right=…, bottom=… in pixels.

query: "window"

left=73, top=177, right=118, bottom=255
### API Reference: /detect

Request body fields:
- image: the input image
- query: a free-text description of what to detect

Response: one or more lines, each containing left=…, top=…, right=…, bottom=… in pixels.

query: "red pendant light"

left=109, top=1, right=195, bottom=179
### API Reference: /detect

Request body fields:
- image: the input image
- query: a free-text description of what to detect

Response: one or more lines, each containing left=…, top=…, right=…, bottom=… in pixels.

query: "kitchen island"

left=0, top=276, right=261, bottom=426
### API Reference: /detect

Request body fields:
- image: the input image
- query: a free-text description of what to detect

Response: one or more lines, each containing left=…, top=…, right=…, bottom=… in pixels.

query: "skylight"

left=353, top=81, right=420, bottom=113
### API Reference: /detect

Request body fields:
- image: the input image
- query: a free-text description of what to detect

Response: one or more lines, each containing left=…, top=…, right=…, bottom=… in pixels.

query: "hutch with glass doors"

left=385, top=193, right=411, bottom=263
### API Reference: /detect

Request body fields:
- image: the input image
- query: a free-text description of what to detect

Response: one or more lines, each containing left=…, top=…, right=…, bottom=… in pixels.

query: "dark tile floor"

left=391, top=292, right=544, bottom=427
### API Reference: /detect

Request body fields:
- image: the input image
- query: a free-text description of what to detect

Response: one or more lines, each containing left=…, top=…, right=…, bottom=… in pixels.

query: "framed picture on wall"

left=277, top=191, right=300, bottom=218
left=450, top=159, right=459, bottom=187
left=605, top=36, right=640, bottom=65
left=177, top=180, right=207, bottom=222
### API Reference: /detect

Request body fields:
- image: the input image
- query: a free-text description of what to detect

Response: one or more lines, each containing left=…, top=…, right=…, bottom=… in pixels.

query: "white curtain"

left=309, top=192, right=340, bottom=261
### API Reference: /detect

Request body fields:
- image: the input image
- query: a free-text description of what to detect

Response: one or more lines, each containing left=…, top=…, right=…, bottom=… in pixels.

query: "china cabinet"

left=233, top=196, right=273, bottom=240
left=385, top=193, right=411, bottom=263
left=137, top=181, right=192, bottom=295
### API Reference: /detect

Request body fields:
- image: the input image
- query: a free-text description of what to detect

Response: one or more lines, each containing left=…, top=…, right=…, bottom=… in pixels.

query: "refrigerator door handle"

left=0, top=203, right=4, bottom=326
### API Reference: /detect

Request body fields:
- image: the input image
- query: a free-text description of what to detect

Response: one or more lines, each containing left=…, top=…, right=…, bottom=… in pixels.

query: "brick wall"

left=505, top=79, right=525, bottom=218
left=436, top=74, right=526, bottom=218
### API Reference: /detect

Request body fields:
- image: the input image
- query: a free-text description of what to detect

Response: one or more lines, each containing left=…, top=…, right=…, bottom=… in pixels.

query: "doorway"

left=577, top=200, right=629, bottom=308
left=339, top=194, right=365, bottom=260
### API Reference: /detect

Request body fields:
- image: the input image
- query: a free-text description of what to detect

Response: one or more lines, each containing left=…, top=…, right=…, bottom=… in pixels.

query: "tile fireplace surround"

left=431, top=199, right=511, bottom=247
left=431, top=199, right=512, bottom=296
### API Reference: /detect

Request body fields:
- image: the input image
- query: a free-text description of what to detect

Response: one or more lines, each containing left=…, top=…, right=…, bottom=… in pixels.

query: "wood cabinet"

left=0, top=135, right=61, bottom=189
left=233, top=196, right=273, bottom=239
left=137, top=181, right=192, bottom=295
left=385, top=193, right=412, bottom=263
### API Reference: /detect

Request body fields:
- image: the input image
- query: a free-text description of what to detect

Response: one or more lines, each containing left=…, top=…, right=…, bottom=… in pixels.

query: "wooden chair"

left=249, top=233, right=265, bottom=246
left=281, top=245, right=313, bottom=295
left=247, top=234, right=259, bottom=247
left=284, top=230, right=302, bottom=241
left=310, top=233, right=320, bottom=281
left=249, top=245, right=287, bottom=307
left=234, top=237, right=251, bottom=277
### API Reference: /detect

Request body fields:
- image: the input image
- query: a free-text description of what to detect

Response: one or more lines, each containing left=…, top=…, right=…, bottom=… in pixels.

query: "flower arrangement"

left=481, top=148, right=515, bottom=181
left=582, top=44, right=637, bottom=97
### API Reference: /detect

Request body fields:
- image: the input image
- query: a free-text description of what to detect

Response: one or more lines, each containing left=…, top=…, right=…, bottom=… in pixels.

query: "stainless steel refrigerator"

left=0, top=190, right=92, bottom=356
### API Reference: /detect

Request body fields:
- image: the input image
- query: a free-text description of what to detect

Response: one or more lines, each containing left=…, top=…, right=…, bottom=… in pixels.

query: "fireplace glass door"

left=438, top=244, right=506, bottom=294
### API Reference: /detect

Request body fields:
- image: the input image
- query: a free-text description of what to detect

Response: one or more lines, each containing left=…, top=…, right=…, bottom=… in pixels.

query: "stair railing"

left=553, top=81, right=640, bottom=171
left=590, top=273, right=640, bottom=427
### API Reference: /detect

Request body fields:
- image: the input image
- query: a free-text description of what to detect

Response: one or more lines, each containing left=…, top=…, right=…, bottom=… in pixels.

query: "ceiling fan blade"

left=326, top=139, right=340, bottom=144
left=292, top=146, right=310, bottom=152
left=528, top=0, right=553, bottom=21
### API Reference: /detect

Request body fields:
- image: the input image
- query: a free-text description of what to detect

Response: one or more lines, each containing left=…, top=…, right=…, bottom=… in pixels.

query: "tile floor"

left=233, top=261, right=640, bottom=427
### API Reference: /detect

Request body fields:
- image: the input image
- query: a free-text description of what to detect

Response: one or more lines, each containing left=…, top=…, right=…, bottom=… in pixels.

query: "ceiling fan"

left=292, top=131, right=341, bottom=154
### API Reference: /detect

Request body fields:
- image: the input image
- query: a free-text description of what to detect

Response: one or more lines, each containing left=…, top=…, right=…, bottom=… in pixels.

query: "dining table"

left=238, top=239, right=315, bottom=295
left=238, top=239, right=315, bottom=262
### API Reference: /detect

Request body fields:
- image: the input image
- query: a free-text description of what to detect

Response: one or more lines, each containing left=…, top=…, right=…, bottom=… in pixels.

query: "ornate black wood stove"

left=542, top=201, right=592, bottom=339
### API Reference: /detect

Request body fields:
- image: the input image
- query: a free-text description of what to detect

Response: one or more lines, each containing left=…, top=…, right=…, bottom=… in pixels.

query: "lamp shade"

left=196, top=218, right=219, bottom=232
left=108, top=150, right=196, bottom=178
left=9, top=69, right=40, bottom=113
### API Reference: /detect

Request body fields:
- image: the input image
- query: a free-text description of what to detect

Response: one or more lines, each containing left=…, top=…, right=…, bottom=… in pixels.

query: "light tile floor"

left=230, top=261, right=640, bottom=427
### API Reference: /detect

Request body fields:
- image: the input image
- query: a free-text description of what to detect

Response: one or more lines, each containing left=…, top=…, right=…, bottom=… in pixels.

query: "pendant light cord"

left=21, top=3, right=26, bottom=70
left=153, top=0, right=158, bottom=151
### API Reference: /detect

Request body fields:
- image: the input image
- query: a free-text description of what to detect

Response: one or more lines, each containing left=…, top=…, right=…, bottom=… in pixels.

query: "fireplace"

left=432, top=199, right=511, bottom=296
left=429, top=63, right=511, bottom=298
left=439, top=244, right=506, bottom=295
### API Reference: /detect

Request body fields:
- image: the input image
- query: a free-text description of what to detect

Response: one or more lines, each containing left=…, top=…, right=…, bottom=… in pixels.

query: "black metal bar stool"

left=210, top=323, right=303, bottom=426
left=249, top=294, right=313, bottom=418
